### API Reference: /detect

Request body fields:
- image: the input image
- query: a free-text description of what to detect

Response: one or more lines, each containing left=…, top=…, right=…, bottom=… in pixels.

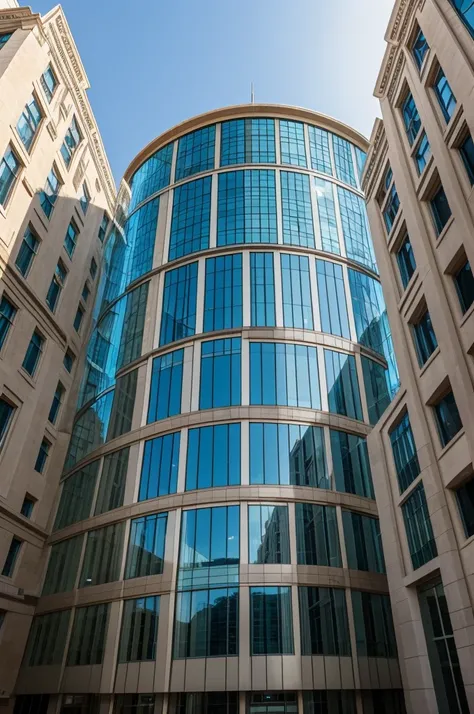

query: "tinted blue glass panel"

left=250, top=252, right=275, bottom=327
left=250, top=342, right=321, bottom=409
left=281, top=253, right=313, bottom=329
left=175, top=125, right=215, bottom=181
left=430, top=185, right=452, bottom=235
left=402, top=93, right=422, bottom=145
left=0, top=295, right=16, bottom=351
left=314, top=178, right=340, bottom=254
left=316, top=259, right=350, bottom=338
left=217, top=170, right=277, bottom=245
left=280, top=120, right=307, bottom=166
left=22, top=330, right=43, bottom=376
left=124, top=197, right=159, bottom=284
left=402, top=483, right=437, bottom=569
left=361, top=356, right=391, bottom=425
left=250, top=586, right=294, bottom=655
left=138, top=432, right=180, bottom=500
left=330, top=429, right=374, bottom=498
left=383, top=183, right=400, bottom=233
left=413, top=310, right=438, bottom=366
left=17, top=95, right=42, bottom=151
left=250, top=422, right=328, bottom=487
left=178, top=505, right=240, bottom=589
left=160, top=262, right=198, bottom=346
left=415, top=132, right=431, bottom=174
left=355, top=147, right=367, bottom=183
left=174, top=587, right=239, bottom=658
left=337, top=187, right=377, bottom=272
left=15, top=226, right=39, bottom=277
left=186, top=423, right=241, bottom=490
left=342, top=510, right=385, bottom=573
left=129, top=143, right=173, bottom=212
left=434, top=68, right=457, bottom=122
left=281, top=171, right=314, bottom=247
left=390, top=412, right=420, bottom=494
left=203, top=253, right=243, bottom=332
left=60, top=117, right=81, bottom=167
left=450, top=0, right=474, bottom=37
left=324, top=349, right=363, bottom=421
left=295, top=502, right=341, bottom=566
left=459, top=133, right=474, bottom=185
left=220, top=118, right=276, bottom=165
left=169, top=177, right=211, bottom=260
left=147, top=349, right=183, bottom=422
left=412, top=28, right=429, bottom=69
left=126, top=513, right=167, bottom=578
left=308, top=126, right=333, bottom=175
left=333, top=135, right=357, bottom=187
left=397, top=235, right=417, bottom=289
left=249, top=504, right=290, bottom=564
left=0, top=147, right=20, bottom=206
left=40, top=166, right=60, bottom=218
left=0, top=33, right=12, bottom=50
left=41, top=65, right=57, bottom=103
left=200, top=338, right=241, bottom=409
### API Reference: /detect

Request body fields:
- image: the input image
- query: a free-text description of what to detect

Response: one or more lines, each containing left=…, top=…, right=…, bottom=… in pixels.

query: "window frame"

left=411, top=24, right=430, bottom=71
left=0, top=144, right=22, bottom=209
left=0, top=395, right=17, bottom=450
left=40, top=64, right=58, bottom=104
left=16, top=92, right=43, bottom=153
left=0, top=292, right=17, bottom=354
left=15, top=224, right=40, bottom=278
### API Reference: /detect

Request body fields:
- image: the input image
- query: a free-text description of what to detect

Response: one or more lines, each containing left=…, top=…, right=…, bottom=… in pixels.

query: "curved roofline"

left=123, top=103, right=369, bottom=184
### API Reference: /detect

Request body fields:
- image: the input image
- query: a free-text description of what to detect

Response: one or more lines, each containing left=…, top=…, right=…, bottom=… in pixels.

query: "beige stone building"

left=363, top=1, right=474, bottom=713
left=0, top=4, right=115, bottom=705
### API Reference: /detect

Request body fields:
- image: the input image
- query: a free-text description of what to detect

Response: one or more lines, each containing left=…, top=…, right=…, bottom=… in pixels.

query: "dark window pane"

left=397, top=235, right=417, bottom=288
left=173, top=587, right=238, bottom=658
left=325, top=349, right=363, bottom=420
left=299, top=586, right=351, bottom=656
left=434, top=390, right=463, bottom=447
left=390, top=412, right=421, bottom=493
left=430, top=185, right=452, bottom=235
left=125, top=513, right=168, bottom=578
left=330, top=429, right=374, bottom=498
left=296, top=503, right=341, bottom=566
left=250, top=586, right=294, bottom=655
left=119, top=596, right=160, bottom=662
left=459, top=133, right=474, bottom=185
left=434, top=67, right=457, bottom=122
left=412, top=310, right=438, bottom=366
left=402, top=482, right=437, bottom=569
left=249, top=505, right=290, bottom=564
left=454, top=259, right=474, bottom=313
left=186, top=423, right=240, bottom=490
left=351, top=591, right=397, bottom=657
left=456, top=475, right=474, bottom=538
left=342, top=510, right=385, bottom=573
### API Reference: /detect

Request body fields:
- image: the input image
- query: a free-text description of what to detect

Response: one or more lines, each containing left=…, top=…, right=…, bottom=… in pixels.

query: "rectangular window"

left=117, top=282, right=149, bottom=370
left=42, top=535, right=83, bottom=595
left=383, top=183, right=400, bottom=233
left=296, top=502, right=341, bottom=566
left=390, top=412, right=421, bottom=493
left=114, top=696, right=155, bottom=714
left=15, top=226, right=39, bottom=277
left=217, top=169, right=277, bottom=245
left=430, top=184, right=452, bottom=235
left=23, top=610, right=70, bottom=666
left=90, top=256, right=98, bottom=279
left=324, top=349, right=363, bottom=420
left=60, top=116, right=81, bottom=167
left=80, top=521, right=125, bottom=587
left=355, top=147, right=367, bottom=182
left=63, top=220, right=78, bottom=257
left=178, top=505, right=240, bottom=590
left=330, top=429, right=374, bottom=498
left=333, top=135, right=357, bottom=187
left=124, top=198, right=159, bottom=283
left=11, top=695, right=50, bottom=714
left=250, top=252, right=275, bottom=326
left=412, top=26, right=429, bottom=69
left=80, top=181, right=90, bottom=213
left=414, top=131, right=431, bottom=174
left=433, top=67, right=457, bottom=122
left=0, top=145, right=20, bottom=206
left=148, top=349, right=184, bottom=422
left=40, top=166, right=61, bottom=218
left=186, top=423, right=240, bottom=490
left=22, top=329, right=44, bottom=376
left=34, top=437, right=50, bottom=473
left=434, top=390, right=463, bottom=446
left=1, top=536, right=22, bottom=577
left=220, top=118, right=276, bottom=165
left=456, top=475, right=474, bottom=538
left=280, top=171, right=315, bottom=247
left=299, top=586, right=350, bottom=656
left=281, top=253, right=313, bottom=329
left=351, top=591, right=397, bottom=657
left=176, top=694, right=238, bottom=714
left=250, top=586, right=294, bottom=655
left=41, top=65, right=57, bottom=102
left=95, top=447, right=129, bottom=515
left=250, top=342, right=320, bottom=409
left=248, top=693, right=298, bottom=713
left=169, top=177, right=211, bottom=260
left=279, top=119, right=307, bottom=166
left=160, top=262, right=198, bottom=346
left=125, top=512, right=168, bottom=578
left=302, top=692, right=356, bottom=714
left=48, top=381, right=65, bottom=424
left=204, top=253, right=243, bottom=332
left=314, top=178, right=340, bottom=254
left=412, top=309, right=438, bottom=366
left=361, top=356, right=391, bottom=425
left=396, top=234, right=417, bottom=288
left=200, top=337, right=241, bottom=409
left=0, top=32, right=12, bottom=50
left=107, top=369, right=138, bottom=441
left=81, top=282, right=90, bottom=303
left=21, top=496, right=35, bottom=518
left=46, top=259, right=67, bottom=312
left=250, top=422, right=328, bottom=488
left=98, top=212, right=109, bottom=242
left=67, top=603, right=109, bottom=665
left=308, top=126, right=333, bottom=175
left=249, top=504, right=290, bottom=564
left=129, top=143, right=172, bottom=213
left=174, top=587, right=238, bottom=658
left=0, top=294, right=16, bottom=350
left=16, top=95, right=42, bottom=151
left=338, top=186, right=376, bottom=271
left=342, top=511, right=385, bottom=573
left=73, top=305, right=84, bottom=332
left=316, top=259, right=350, bottom=338
left=119, top=596, right=160, bottom=662
left=175, top=125, right=215, bottom=180
left=53, top=461, right=99, bottom=530
left=402, top=92, right=422, bottom=145
left=402, top=482, right=437, bottom=569
left=419, top=579, right=469, bottom=714
left=139, top=432, right=180, bottom=500
left=459, top=132, right=474, bottom=185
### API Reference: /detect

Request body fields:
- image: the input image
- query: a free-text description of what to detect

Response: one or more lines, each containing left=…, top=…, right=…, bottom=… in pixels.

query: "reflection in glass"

left=54, top=461, right=99, bottom=530
left=338, top=187, right=377, bottom=271
left=200, top=338, right=241, bottom=409
left=362, top=356, right=391, bottom=425
left=174, top=587, right=238, bottom=658
left=308, top=126, right=333, bottom=175
left=139, top=432, right=180, bottom=500
left=281, top=253, right=313, bottom=329
left=169, top=177, right=212, bottom=260
left=160, top=262, right=198, bottom=346
left=280, top=120, right=307, bottom=167
left=342, top=511, right=385, bottom=573
left=325, top=349, right=363, bottom=421
left=330, top=430, right=374, bottom=498
left=67, top=603, right=109, bottom=666
left=250, top=586, right=294, bottom=655
left=351, top=591, right=397, bottom=657
left=204, top=253, right=242, bottom=332
left=80, top=522, right=125, bottom=587
left=129, top=143, right=172, bottom=212
left=248, top=505, right=290, bottom=564
left=186, top=423, right=240, bottom=490
left=299, top=586, right=350, bottom=655
left=296, top=503, right=341, bottom=566
left=119, top=596, right=159, bottom=662
left=95, top=447, right=129, bottom=515
left=250, top=252, right=276, bottom=327
left=175, top=125, right=215, bottom=180
left=333, top=135, right=357, bottom=187
left=217, top=170, right=277, bottom=245
left=220, top=118, right=275, bottom=165
left=125, top=513, right=167, bottom=578
left=124, top=198, right=159, bottom=284
left=23, top=611, right=70, bottom=666
left=281, top=171, right=314, bottom=247
left=316, top=259, right=350, bottom=338
left=147, top=349, right=183, bottom=422
left=250, top=342, right=320, bottom=409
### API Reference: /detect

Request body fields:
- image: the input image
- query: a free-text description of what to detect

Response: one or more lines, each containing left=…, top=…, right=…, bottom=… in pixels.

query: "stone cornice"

left=362, top=119, right=388, bottom=199
left=0, top=6, right=41, bottom=31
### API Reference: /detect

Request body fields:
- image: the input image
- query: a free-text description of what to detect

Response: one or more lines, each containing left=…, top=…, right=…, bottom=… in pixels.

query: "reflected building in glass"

left=14, top=106, right=405, bottom=714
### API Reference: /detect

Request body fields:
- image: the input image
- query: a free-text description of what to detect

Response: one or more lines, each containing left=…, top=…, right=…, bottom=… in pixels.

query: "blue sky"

left=33, top=0, right=394, bottom=184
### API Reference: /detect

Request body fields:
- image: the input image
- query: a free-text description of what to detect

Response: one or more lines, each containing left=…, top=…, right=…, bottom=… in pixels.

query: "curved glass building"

left=16, top=106, right=404, bottom=714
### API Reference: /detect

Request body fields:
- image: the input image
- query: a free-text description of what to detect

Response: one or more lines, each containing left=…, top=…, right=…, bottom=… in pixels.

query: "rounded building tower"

left=16, top=106, right=404, bottom=714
